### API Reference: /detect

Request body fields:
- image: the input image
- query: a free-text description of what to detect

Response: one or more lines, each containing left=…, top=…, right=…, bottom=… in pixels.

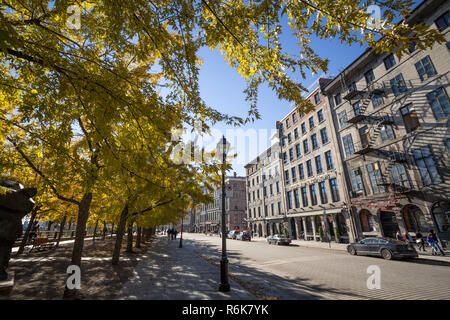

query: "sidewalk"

left=120, top=236, right=257, bottom=300
left=250, top=236, right=450, bottom=263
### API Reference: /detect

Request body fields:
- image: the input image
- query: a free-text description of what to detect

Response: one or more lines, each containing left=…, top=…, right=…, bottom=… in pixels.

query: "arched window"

left=403, top=205, right=428, bottom=232
left=432, top=201, right=450, bottom=232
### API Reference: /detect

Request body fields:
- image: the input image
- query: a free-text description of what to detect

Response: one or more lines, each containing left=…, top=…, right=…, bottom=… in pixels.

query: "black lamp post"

left=217, top=135, right=230, bottom=292
left=179, top=215, right=183, bottom=248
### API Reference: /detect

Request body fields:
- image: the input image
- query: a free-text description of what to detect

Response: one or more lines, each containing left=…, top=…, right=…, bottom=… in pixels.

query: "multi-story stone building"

left=323, top=0, right=450, bottom=242
left=277, top=81, right=355, bottom=242
left=193, top=174, right=247, bottom=233
left=245, top=133, right=286, bottom=237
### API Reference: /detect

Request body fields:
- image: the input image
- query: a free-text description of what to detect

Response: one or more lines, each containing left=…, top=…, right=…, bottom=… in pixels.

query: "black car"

left=347, top=237, right=418, bottom=260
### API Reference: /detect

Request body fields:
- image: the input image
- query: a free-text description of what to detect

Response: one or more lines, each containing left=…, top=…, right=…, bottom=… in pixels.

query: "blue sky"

left=197, top=35, right=366, bottom=176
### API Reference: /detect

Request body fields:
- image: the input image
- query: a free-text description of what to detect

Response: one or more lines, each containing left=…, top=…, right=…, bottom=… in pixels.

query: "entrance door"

left=290, top=218, right=297, bottom=239
left=380, top=211, right=399, bottom=238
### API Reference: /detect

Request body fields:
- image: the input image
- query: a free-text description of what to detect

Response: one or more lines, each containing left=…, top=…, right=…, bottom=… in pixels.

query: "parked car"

left=235, top=231, right=251, bottom=241
left=267, top=234, right=291, bottom=245
left=347, top=237, right=418, bottom=260
left=227, top=230, right=239, bottom=239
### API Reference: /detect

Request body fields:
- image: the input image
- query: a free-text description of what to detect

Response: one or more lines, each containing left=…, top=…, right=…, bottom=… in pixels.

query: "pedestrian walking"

left=403, top=231, right=414, bottom=249
left=415, top=231, right=426, bottom=252
left=430, top=230, right=445, bottom=256
left=427, top=233, right=439, bottom=256
left=395, top=231, right=403, bottom=241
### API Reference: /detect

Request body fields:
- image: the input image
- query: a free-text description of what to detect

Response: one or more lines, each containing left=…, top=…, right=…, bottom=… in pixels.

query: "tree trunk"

left=112, top=205, right=128, bottom=265
left=63, top=192, right=92, bottom=299
left=17, top=206, right=39, bottom=255
left=126, top=221, right=134, bottom=253
left=102, top=221, right=107, bottom=240
left=56, top=214, right=67, bottom=248
left=135, top=226, right=141, bottom=248
left=92, top=219, right=99, bottom=242
left=111, top=223, right=115, bottom=238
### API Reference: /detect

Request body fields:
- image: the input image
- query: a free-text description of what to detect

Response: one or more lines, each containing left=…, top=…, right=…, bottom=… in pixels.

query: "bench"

left=29, top=238, right=55, bottom=253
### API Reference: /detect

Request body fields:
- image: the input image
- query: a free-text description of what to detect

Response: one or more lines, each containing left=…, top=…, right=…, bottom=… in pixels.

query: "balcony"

left=343, top=88, right=366, bottom=101
left=353, top=141, right=374, bottom=155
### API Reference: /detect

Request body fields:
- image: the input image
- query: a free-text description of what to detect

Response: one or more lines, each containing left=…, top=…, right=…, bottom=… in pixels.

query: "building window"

left=301, top=122, right=307, bottom=134
left=271, top=203, right=274, bottom=216
left=289, top=148, right=294, bottom=161
left=319, top=181, right=327, bottom=204
left=286, top=118, right=291, bottom=128
left=383, top=54, right=396, bottom=70
left=287, top=191, right=293, bottom=210
left=329, top=178, right=340, bottom=202
left=400, top=104, right=420, bottom=133
left=263, top=186, right=267, bottom=197
left=364, top=69, right=375, bottom=84
left=414, top=56, right=437, bottom=81
left=325, top=151, right=333, bottom=170
left=409, top=41, right=416, bottom=53
left=298, top=163, right=305, bottom=180
left=294, top=189, right=300, bottom=208
left=281, top=137, right=286, bottom=147
left=277, top=202, right=282, bottom=214
left=338, top=110, right=348, bottom=127
left=353, top=101, right=362, bottom=116
left=309, top=116, right=314, bottom=129
left=413, top=146, right=442, bottom=186
left=295, top=143, right=301, bottom=158
left=342, top=134, right=355, bottom=156
left=287, top=132, right=292, bottom=143
left=314, top=92, right=320, bottom=104
left=320, top=127, right=328, bottom=144
left=306, top=160, right=313, bottom=177
left=372, top=93, right=384, bottom=108
left=315, top=155, right=323, bottom=174
left=335, top=93, right=342, bottom=106
left=294, top=128, right=299, bottom=139
left=285, top=170, right=290, bottom=184
left=291, top=167, right=297, bottom=182
left=301, top=187, right=308, bottom=207
left=426, top=87, right=450, bottom=120
left=258, top=207, right=261, bottom=217
left=282, top=152, right=287, bottom=163
left=279, top=123, right=284, bottom=134
left=367, top=162, right=385, bottom=195
left=264, top=205, right=268, bottom=216
left=311, top=134, right=319, bottom=150
left=380, top=125, right=395, bottom=141
left=348, top=81, right=356, bottom=93
left=303, top=139, right=309, bottom=153
left=292, top=112, right=297, bottom=123
left=276, top=181, right=280, bottom=193
left=350, top=168, right=364, bottom=195
left=446, top=138, right=450, bottom=156
left=390, top=73, right=407, bottom=96
left=270, top=184, right=273, bottom=195
left=391, top=164, right=410, bottom=188
left=317, top=109, right=324, bottom=122
left=435, top=11, right=450, bottom=31
left=310, top=185, right=318, bottom=206
left=447, top=41, right=450, bottom=51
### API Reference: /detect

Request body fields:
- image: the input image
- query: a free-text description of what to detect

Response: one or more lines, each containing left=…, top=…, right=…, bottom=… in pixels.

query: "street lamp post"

left=217, top=136, right=230, bottom=292
left=179, top=216, right=183, bottom=248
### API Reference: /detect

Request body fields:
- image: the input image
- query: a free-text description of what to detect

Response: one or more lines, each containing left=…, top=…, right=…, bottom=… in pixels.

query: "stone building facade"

left=323, top=0, right=450, bottom=242
left=245, top=133, right=286, bottom=237
left=277, top=83, right=355, bottom=242
left=193, top=175, right=247, bottom=233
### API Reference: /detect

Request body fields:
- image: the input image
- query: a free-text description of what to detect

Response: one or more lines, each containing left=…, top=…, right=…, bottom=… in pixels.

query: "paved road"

left=183, top=233, right=450, bottom=300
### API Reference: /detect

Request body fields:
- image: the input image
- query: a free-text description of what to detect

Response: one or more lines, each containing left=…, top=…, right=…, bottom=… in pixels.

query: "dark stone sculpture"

left=0, top=179, right=37, bottom=281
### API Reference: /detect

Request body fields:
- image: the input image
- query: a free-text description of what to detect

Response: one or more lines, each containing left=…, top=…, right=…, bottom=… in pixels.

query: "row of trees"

left=0, top=0, right=443, bottom=297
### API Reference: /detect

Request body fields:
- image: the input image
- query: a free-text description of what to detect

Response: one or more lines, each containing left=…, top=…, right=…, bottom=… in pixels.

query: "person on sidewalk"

left=430, top=230, right=445, bottom=256
left=396, top=231, right=403, bottom=241
left=415, top=231, right=426, bottom=252
left=403, top=231, right=414, bottom=249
